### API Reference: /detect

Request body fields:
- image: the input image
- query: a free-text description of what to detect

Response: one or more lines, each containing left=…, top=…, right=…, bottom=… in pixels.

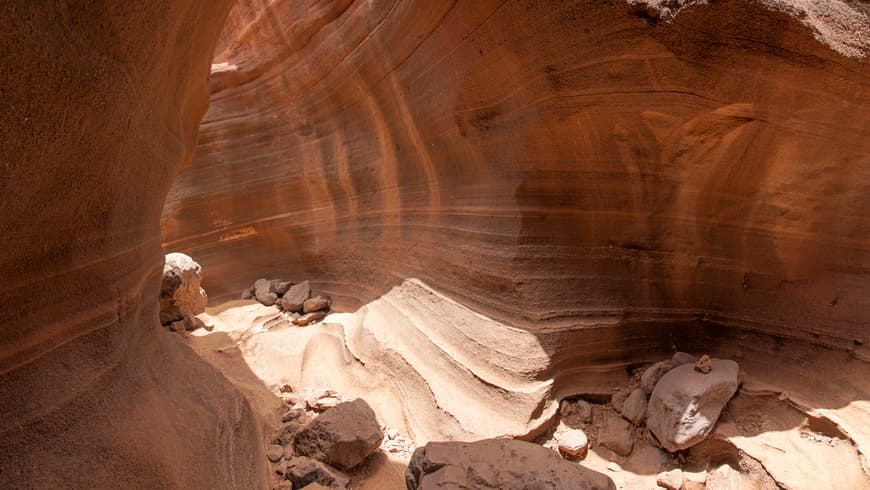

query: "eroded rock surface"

left=406, top=439, right=615, bottom=490
left=159, top=253, right=208, bottom=325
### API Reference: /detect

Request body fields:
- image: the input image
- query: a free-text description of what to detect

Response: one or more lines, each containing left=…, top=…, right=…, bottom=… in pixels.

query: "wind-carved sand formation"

left=2, top=0, right=870, bottom=489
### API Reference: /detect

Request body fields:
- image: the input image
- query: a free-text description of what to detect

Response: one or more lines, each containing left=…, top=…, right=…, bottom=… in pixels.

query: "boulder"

left=671, top=352, right=696, bottom=366
left=598, top=416, right=635, bottom=456
left=279, top=281, right=311, bottom=312
left=621, top=388, right=648, bottom=425
left=646, top=359, right=739, bottom=452
left=611, top=388, right=630, bottom=413
left=271, top=280, right=293, bottom=295
left=254, top=278, right=278, bottom=306
left=405, top=439, right=615, bottom=490
left=641, top=361, right=673, bottom=394
left=294, top=311, right=327, bottom=326
left=283, top=457, right=349, bottom=489
left=158, top=253, right=207, bottom=325
left=241, top=286, right=254, bottom=300
left=557, top=429, right=589, bottom=458
left=303, top=296, right=332, bottom=313
left=294, top=399, right=383, bottom=471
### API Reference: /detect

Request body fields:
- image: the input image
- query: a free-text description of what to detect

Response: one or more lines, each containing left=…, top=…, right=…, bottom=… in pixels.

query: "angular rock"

left=294, top=398, right=383, bottom=471
left=303, top=296, right=331, bottom=313
left=279, top=280, right=311, bottom=312
left=641, top=361, right=674, bottom=394
left=598, top=416, right=635, bottom=456
left=294, top=311, right=327, bottom=326
left=271, top=280, right=293, bottom=295
left=282, top=409, right=304, bottom=423
left=694, top=354, right=712, bottom=374
left=267, top=444, right=284, bottom=463
left=621, top=388, right=648, bottom=425
left=656, top=469, right=683, bottom=490
left=254, top=278, right=278, bottom=306
left=611, top=388, right=630, bottom=413
left=557, top=429, right=589, bottom=458
left=159, top=253, right=207, bottom=325
left=405, top=439, right=615, bottom=490
left=647, top=359, right=739, bottom=452
left=283, top=456, right=349, bottom=489
left=560, top=398, right=593, bottom=425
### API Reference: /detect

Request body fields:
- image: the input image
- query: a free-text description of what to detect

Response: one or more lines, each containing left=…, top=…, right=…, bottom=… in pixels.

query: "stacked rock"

left=241, top=278, right=332, bottom=325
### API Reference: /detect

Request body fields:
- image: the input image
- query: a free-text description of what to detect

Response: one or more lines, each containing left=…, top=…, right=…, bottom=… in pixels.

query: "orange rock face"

left=0, top=2, right=266, bottom=488
left=164, top=0, right=870, bottom=356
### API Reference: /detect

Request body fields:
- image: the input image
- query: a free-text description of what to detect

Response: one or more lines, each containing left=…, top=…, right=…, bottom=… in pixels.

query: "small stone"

left=671, top=352, right=696, bottom=366
left=621, top=388, right=648, bottom=425
left=556, top=429, right=589, bottom=458
left=606, top=461, right=621, bottom=472
left=183, top=315, right=207, bottom=331
left=241, top=286, right=254, bottom=300
left=694, top=354, right=712, bottom=374
left=641, top=361, right=674, bottom=394
left=598, top=416, right=635, bottom=456
left=279, top=281, right=311, bottom=312
left=611, top=389, right=630, bottom=413
left=560, top=398, right=593, bottom=425
left=273, top=424, right=300, bottom=446
left=168, top=319, right=186, bottom=332
left=271, top=280, right=293, bottom=295
left=282, top=409, right=304, bottom=422
left=283, top=444, right=295, bottom=460
left=294, top=311, right=327, bottom=326
left=313, top=396, right=341, bottom=411
left=267, top=444, right=284, bottom=463
left=279, top=384, right=293, bottom=393
left=283, top=456, right=349, bottom=489
left=303, top=296, right=331, bottom=313
left=656, top=469, right=684, bottom=490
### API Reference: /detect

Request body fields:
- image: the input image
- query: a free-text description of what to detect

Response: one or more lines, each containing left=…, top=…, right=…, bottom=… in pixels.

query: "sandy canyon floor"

left=175, top=279, right=870, bottom=489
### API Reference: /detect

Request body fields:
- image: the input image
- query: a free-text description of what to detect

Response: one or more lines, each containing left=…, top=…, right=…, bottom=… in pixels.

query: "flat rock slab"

left=294, top=399, right=383, bottom=471
left=405, top=438, right=615, bottom=490
left=647, top=359, right=739, bottom=452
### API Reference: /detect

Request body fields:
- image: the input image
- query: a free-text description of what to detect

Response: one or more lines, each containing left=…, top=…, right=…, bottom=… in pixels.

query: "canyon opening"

left=2, top=1, right=870, bottom=489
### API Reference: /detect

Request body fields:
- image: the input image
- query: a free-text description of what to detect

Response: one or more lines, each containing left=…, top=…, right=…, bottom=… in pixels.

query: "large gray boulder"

left=646, top=359, right=739, bottom=452
left=405, top=439, right=615, bottom=490
left=159, top=253, right=207, bottom=325
left=294, top=399, right=383, bottom=471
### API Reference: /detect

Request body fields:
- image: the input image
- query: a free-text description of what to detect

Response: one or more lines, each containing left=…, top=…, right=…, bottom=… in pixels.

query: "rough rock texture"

left=282, top=457, right=349, bottom=489
left=599, top=417, right=636, bottom=457
left=279, top=281, right=311, bottom=313
left=294, top=399, right=384, bottom=471
left=621, top=388, right=648, bottom=425
left=406, top=439, right=615, bottom=490
left=159, top=252, right=208, bottom=324
left=0, top=1, right=266, bottom=488
left=647, top=359, right=740, bottom=451
left=641, top=361, right=674, bottom=394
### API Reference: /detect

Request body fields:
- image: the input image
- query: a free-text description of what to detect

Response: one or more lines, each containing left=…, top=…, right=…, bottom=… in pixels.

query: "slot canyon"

left=2, top=0, right=869, bottom=488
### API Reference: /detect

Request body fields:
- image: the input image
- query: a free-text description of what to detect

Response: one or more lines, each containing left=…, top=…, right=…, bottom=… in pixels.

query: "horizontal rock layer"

left=164, top=0, right=870, bottom=355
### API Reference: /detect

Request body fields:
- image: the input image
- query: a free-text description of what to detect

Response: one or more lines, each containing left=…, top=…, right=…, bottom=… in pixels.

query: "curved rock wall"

left=0, top=2, right=266, bottom=488
left=164, top=0, right=870, bottom=355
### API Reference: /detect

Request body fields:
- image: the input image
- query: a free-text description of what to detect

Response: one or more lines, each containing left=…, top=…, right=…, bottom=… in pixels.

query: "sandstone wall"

left=0, top=2, right=266, bottom=488
left=164, top=0, right=870, bottom=355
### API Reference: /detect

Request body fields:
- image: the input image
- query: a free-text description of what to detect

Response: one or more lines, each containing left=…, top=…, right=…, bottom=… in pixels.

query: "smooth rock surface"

left=405, top=438, right=615, bottom=490
left=621, top=388, right=648, bottom=425
left=599, top=417, right=636, bottom=457
left=557, top=429, right=589, bottom=458
left=647, top=359, right=740, bottom=451
left=294, top=399, right=383, bottom=470
left=159, top=253, right=208, bottom=325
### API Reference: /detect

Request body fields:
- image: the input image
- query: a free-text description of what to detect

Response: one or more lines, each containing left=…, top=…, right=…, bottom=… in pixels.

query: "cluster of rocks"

left=551, top=352, right=740, bottom=489
left=267, top=394, right=384, bottom=490
left=242, top=278, right=332, bottom=326
left=159, top=253, right=212, bottom=332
